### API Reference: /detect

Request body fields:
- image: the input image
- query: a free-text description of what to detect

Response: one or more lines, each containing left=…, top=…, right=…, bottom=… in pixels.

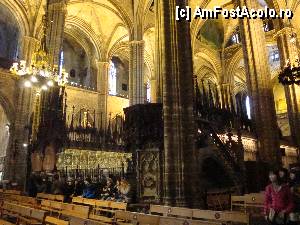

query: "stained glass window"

left=246, top=96, right=251, bottom=119
left=109, top=61, right=117, bottom=95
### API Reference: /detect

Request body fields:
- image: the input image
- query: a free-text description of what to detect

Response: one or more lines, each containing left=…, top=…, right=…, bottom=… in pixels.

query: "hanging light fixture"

left=9, top=0, right=68, bottom=89
left=278, top=0, right=300, bottom=86
left=278, top=58, right=300, bottom=86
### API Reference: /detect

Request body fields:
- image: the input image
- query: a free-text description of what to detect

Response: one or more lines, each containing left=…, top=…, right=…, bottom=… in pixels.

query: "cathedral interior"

left=0, top=0, right=300, bottom=224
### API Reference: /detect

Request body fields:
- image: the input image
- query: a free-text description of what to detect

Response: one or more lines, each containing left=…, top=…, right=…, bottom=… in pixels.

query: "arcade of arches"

left=0, top=0, right=300, bottom=208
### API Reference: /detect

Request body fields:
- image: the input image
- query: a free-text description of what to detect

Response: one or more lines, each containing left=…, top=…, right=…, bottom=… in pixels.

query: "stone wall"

left=65, top=85, right=129, bottom=127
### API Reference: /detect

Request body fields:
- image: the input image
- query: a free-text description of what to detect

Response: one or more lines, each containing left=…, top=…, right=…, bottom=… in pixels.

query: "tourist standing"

left=288, top=168, right=300, bottom=225
left=264, top=170, right=294, bottom=225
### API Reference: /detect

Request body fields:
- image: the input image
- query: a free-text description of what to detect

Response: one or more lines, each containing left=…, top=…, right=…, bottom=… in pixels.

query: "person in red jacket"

left=264, top=169, right=295, bottom=225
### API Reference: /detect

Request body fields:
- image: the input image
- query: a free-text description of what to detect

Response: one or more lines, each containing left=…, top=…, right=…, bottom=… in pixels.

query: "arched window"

left=246, top=96, right=251, bottom=119
left=109, top=61, right=117, bottom=95
left=59, top=51, right=64, bottom=74
left=231, top=33, right=240, bottom=44
left=271, top=50, right=280, bottom=62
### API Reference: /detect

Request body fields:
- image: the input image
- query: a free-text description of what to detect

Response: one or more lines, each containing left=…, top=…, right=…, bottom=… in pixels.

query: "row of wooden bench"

left=37, top=193, right=65, bottom=203
left=2, top=198, right=252, bottom=225
left=2, top=201, right=250, bottom=225
left=0, top=189, right=21, bottom=195
left=231, top=193, right=264, bottom=212
left=0, top=191, right=262, bottom=225
left=149, top=205, right=250, bottom=224
left=1, top=200, right=108, bottom=225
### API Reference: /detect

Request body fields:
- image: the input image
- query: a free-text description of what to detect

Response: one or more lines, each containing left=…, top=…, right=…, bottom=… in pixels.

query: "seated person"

left=115, top=178, right=131, bottom=203
left=63, top=178, right=74, bottom=202
left=73, top=177, right=85, bottom=197
left=100, top=178, right=116, bottom=200
left=82, top=177, right=96, bottom=199
left=51, top=174, right=63, bottom=194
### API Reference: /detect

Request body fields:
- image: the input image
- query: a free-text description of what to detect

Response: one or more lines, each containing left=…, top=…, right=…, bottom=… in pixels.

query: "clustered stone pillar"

left=9, top=88, right=35, bottom=185
left=154, top=0, right=163, bottom=103
left=157, top=0, right=200, bottom=207
left=129, top=40, right=145, bottom=105
left=7, top=36, right=38, bottom=184
left=96, top=61, right=110, bottom=129
left=237, top=0, right=280, bottom=164
left=276, top=27, right=300, bottom=150
left=46, top=0, right=67, bottom=67
left=20, top=36, right=39, bottom=66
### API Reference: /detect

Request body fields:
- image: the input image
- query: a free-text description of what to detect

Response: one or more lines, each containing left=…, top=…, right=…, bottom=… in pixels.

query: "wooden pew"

left=19, top=206, right=46, bottom=225
left=207, top=191, right=231, bottom=210
left=159, top=217, right=222, bottom=225
left=2, top=201, right=19, bottom=218
left=2, top=201, right=46, bottom=225
left=115, top=211, right=160, bottom=225
left=244, top=193, right=264, bottom=216
left=3, top=190, right=21, bottom=196
left=0, top=219, right=14, bottom=225
left=37, top=193, right=64, bottom=202
left=90, top=200, right=127, bottom=223
left=192, top=209, right=250, bottom=225
left=150, top=205, right=192, bottom=219
left=60, top=203, right=90, bottom=219
left=45, top=216, right=69, bottom=225
left=41, top=200, right=62, bottom=214
left=231, top=195, right=245, bottom=211
left=67, top=215, right=108, bottom=225
left=71, top=197, right=84, bottom=205
left=7, top=195, right=38, bottom=208
left=89, top=200, right=112, bottom=223
left=244, top=193, right=264, bottom=208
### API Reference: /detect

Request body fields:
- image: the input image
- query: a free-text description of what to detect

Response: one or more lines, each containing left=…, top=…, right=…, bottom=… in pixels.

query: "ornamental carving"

left=138, top=150, right=160, bottom=200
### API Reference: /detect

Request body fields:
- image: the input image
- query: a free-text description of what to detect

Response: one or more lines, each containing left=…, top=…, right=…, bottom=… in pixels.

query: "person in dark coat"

left=28, top=173, right=38, bottom=197
left=288, top=168, right=300, bottom=225
left=82, top=177, right=96, bottom=199
left=51, top=174, right=63, bottom=194
left=73, top=177, right=85, bottom=197
left=63, top=178, right=74, bottom=202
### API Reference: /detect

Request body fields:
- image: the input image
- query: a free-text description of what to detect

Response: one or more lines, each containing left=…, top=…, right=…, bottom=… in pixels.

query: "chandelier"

left=9, top=0, right=68, bottom=90
left=278, top=58, right=300, bottom=86
left=278, top=0, right=300, bottom=86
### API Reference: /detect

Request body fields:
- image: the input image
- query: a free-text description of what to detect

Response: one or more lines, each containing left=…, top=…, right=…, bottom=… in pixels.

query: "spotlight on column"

left=41, top=85, right=48, bottom=91
left=31, top=76, right=38, bottom=83
left=47, top=80, right=54, bottom=87
left=24, top=81, right=32, bottom=88
left=23, top=143, right=28, bottom=148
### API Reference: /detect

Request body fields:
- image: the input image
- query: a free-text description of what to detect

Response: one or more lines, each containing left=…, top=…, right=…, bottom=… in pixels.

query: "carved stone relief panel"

left=137, top=149, right=160, bottom=202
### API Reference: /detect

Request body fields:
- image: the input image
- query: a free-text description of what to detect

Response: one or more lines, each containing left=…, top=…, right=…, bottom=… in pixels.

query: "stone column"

left=150, top=79, right=156, bottom=103
left=129, top=40, right=144, bottom=105
left=237, top=0, right=280, bottom=164
left=276, top=27, right=300, bottom=149
left=7, top=36, right=38, bottom=185
left=96, top=61, right=109, bottom=129
left=155, top=0, right=163, bottom=103
left=46, top=0, right=67, bottom=68
left=157, top=0, right=200, bottom=207
left=9, top=86, right=35, bottom=186
left=19, top=36, right=39, bottom=66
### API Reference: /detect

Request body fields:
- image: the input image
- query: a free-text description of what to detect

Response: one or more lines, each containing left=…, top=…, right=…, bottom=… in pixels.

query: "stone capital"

left=273, top=27, right=297, bottom=40
left=23, top=36, right=39, bottom=43
left=129, top=40, right=145, bottom=46
left=48, top=2, right=67, bottom=11
left=95, top=61, right=110, bottom=68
